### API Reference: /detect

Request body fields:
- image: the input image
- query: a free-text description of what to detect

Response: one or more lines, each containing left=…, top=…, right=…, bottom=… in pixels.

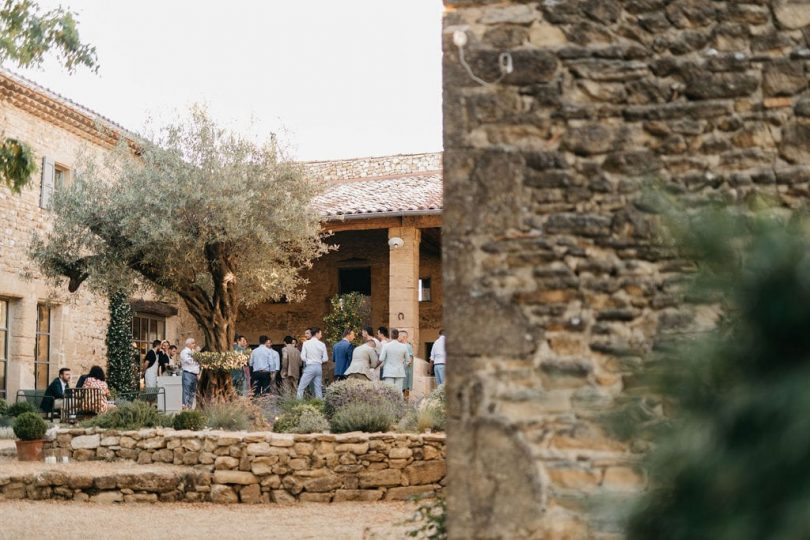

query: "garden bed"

left=38, top=428, right=446, bottom=504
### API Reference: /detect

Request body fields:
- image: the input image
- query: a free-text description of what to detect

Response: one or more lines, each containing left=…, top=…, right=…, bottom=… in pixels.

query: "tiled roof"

left=313, top=171, right=443, bottom=219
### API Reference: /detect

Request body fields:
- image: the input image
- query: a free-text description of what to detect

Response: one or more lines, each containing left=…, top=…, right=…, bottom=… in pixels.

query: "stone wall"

left=37, top=428, right=446, bottom=504
left=303, top=152, right=442, bottom=182
left=442, top=1, right=810, bottom=538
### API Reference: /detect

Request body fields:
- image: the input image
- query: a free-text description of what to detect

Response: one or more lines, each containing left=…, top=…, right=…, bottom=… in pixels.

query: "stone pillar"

left=387, top=225, right=420, bottom=354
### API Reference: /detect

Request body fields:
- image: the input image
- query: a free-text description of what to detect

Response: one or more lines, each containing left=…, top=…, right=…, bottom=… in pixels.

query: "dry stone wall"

left=39, top=428, right=446, bottom=504
left=442, top=1, right=810, bottom=538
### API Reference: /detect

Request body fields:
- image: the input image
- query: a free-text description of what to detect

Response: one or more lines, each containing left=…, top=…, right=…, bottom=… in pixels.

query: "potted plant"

left=13, top=412, right=47, bottom=461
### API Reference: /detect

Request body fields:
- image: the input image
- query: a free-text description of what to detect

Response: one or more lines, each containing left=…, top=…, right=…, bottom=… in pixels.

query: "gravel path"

left=0, top=500, right=417, bottom=539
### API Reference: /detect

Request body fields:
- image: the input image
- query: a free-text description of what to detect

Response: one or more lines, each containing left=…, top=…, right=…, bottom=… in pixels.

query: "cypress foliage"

left=624, top=209, right=810, bottom=539
left=106, top=290, right=138, bottom=395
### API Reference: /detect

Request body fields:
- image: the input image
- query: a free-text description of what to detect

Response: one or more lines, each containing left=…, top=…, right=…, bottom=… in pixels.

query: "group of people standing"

left=233, top=325, right=446, bottom=400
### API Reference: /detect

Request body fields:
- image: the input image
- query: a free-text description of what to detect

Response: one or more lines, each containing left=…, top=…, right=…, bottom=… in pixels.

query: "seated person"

left=41, top=367, right=71, bottom=414
left=75, top=373, right=88, bottom=389
left=82, top=365, right=114, bottom=414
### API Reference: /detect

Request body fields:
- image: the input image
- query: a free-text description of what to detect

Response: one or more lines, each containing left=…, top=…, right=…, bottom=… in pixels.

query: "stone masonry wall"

left=303, top=152, right=442, bottom=182
left=443, top=1, right=810, bottom=538
left=35, top=428, right=446, bottom=504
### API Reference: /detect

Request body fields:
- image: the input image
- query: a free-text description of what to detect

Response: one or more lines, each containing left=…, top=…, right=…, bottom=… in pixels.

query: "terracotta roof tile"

left=313, top=172, right=442, bottom=218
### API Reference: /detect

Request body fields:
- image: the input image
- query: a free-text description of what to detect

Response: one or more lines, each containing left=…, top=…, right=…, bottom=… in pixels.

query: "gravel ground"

left=0, top=500, right=417, bottom=539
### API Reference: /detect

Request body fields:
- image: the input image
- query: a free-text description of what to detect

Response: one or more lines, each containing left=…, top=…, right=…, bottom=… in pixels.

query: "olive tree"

left=31, top=108, right=328, bottom=353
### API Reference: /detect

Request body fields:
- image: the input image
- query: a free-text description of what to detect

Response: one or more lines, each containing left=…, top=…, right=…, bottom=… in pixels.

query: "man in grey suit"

left=379, top=328, right=409, bottom=391
left=345, top=339, right=381, bottom=381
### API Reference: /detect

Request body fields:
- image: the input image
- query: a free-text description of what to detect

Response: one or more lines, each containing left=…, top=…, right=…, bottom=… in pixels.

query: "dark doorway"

left=338, top=267, right=371, bottom=295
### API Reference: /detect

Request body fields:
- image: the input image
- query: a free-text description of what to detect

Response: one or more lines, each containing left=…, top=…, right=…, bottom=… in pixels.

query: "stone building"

left=443, top=0, right=810, bottom=538
left=0, top=68, right=443, bottom=400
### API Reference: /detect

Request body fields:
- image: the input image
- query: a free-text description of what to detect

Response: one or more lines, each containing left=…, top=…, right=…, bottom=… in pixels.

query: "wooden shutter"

left=39, top=157, right=55, bottom=209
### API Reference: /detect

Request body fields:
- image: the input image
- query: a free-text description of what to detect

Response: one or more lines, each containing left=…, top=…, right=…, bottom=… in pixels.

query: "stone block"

left=404, top=461, right=446, bottom=486
left=183, top=452, right=200, bottom=465
left=71, top=435, right=100, bottom=450
left=303, top=474, right=342, bottom=493
left=67, top=475, right=94, bottom=489
left=300, top=492, right=332, bottom=503
left=269, top=434, right=295, bottom=447
left=213, top=471, right=258, bottom=485
left=335, top=442, right=369, bottom=455
left=333, top=489, right=384, bottom=502
left=91, top=491, right=123, bottom=504
left=272, top=490, right=297, bottom=504
left=388, top=447, right=413, bottom=460
left=182, top=438, right=202, bottom=452
left=358, top=469, right=402, bottom=488
left=214, top=456, right=240, bottom=470
left=119, top=436, right=136, bottom=449
left=100, top=436, right=120, bottom=447
left=238, top=483, right=262, bottom=504
left=94, top=476, right=118, bottom=490
left=210, top=485, right=238, bottom=504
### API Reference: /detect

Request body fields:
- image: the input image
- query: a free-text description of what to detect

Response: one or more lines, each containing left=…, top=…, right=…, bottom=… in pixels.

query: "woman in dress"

left=83, top=365, right=113, bottom=414
left=142, top=339, right=161, bottom=388
left=158, top=340, right=171, bottom=375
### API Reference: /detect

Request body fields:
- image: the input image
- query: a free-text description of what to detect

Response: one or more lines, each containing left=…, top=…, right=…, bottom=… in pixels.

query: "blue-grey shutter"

left=39, top=157, right=55, bottom=209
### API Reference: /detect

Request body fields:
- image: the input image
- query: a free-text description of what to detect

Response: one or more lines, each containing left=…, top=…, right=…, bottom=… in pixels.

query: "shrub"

left=418, top=384, right=446, bottom=432
left=0, top=398, right=7, bottom=416
left=82, top=400, right=170, bottom=430
left=173, top=410, right=206, bottom=431
left=293, top=407, right=330, bottom=434
left=273, top=403, right=329, bottom=433
left=7, top=401, right=36, bottom=417
left=406, top=495, right=447, bottom=539
left=330, top=401, right=397, bottom=433
left=203, top=399, right=251, bottom=431
left=324, top=379, right=405, bottom=420
left=13, top=412, right=47, bottom=440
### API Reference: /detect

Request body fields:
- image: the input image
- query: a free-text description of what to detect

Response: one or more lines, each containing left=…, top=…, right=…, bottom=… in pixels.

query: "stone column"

left=387, top=225, right=420, bottom=354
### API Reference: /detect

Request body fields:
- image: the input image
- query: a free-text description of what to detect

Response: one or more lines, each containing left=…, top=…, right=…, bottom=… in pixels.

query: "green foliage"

left=31, top=107, right=328, bottom=352
left=406, top=495, right=447, bottom=539
left=322, top=292, right=370, bottom=345
left=273, top=403, right=328, bottom=434
left=0, top=0, right=97, bottom=72
left=0, top=397, right=7, bottom=416
left=106, top=290, right=138, bottom=395
left=7, top=400, right=35, bottom=417
left=82, top=400, right=170, bottom=430
left=330, top=401, right=397, bottom=433
left=0, top=137, right=35, bottom=193
left=398, top=385, right=446, bottom=433
left=324, top=378, right=405, bottom=420
left=173, top=410, right=206, bottom=431
left=623, top=208, right=810, bottom=540
left=12, top=411, right=46, bottom=440
left=203, top=400, right=251, bottom=431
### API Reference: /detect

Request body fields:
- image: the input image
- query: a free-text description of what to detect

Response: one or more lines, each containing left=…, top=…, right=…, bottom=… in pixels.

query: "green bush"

left=406, top=495, right=447, bottom=539
left=330, top=401, right=397, bottom=433
left=7, top=401, right=36, bottom=417
left=324, top=379, right=405, bottom=420
left=0, top=398, right=7, bottom=416
left=173, top=410, right=206, bottom=431
left=13, top=412, right=47, bottom=440
left=273, top=403, right=329, bottom=433
left=204, top=400, right=251, bottom=431
left=82, top=400, right=170, bottom=430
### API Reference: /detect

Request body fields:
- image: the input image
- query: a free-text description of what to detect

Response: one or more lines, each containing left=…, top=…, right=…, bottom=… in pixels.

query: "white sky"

left=14, top=0, right=444, bottom=161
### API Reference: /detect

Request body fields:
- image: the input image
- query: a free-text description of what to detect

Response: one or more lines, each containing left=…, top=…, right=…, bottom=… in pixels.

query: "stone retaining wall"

left=39, top=429, right=445, bottom=504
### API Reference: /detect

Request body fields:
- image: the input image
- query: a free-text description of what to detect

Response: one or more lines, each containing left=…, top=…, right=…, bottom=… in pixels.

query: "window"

left=132, top=313, right=166, bottom=361
left=338, top=267, right=371, bottom=296
left=419, top=278, right=432, bottom=302
left=54, top=165, right=70, bottom=190
left=0, top=300, right=8, bottom=398
left=39, top=158, right=69, bottom=209
left=34, top=304, right=51, bottom=390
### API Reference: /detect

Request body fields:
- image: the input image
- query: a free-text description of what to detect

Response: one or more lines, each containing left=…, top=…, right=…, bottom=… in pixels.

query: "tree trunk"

left=176, top=243, right=242, bottom=402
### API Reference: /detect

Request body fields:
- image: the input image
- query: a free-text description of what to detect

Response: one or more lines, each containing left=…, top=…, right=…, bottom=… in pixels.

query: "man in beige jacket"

left=344, top=339, right=381, bottom=381
left=281, top=335, right=302, bottom=392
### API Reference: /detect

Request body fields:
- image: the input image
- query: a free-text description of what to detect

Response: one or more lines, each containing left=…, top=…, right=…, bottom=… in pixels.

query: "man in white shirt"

left=180, top=337, right=199, bottom=409
left=297, top=326, right=328, bottom=399
left=430, top=330, right=446, bottom=386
